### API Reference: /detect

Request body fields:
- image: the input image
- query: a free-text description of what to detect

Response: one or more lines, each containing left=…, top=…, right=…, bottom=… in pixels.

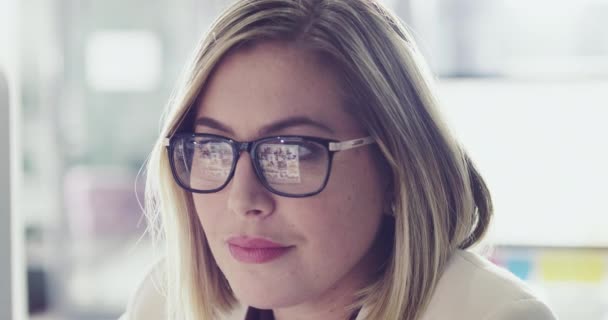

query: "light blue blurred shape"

left=507, top=257, right=533, bottom=280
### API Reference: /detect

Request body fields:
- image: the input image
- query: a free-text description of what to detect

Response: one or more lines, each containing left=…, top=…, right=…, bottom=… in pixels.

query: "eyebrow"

left=194, top=116, right=336, bottom=137
left=194, top=117, right=235, bottom=135
left=260, top=116, right=336, bottom=136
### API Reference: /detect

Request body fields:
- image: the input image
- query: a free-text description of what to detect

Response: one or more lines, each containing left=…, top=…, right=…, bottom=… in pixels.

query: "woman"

left=122, top=0, right=556, bottom=319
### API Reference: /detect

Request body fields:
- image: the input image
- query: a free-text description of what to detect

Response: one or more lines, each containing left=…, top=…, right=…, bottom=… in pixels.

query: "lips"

left=227, top=236, right=293, bottom=264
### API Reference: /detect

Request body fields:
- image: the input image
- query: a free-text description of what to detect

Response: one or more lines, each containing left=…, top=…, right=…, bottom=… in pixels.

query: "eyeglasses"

left=164, top=133, right=375, bottom=197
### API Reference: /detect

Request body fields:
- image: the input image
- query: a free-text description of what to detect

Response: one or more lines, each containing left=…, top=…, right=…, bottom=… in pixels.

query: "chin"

left=229, top=280, right=306, bottom=309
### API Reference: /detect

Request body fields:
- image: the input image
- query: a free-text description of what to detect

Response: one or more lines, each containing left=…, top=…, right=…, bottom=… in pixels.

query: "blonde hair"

left=144, top=0, right=493, bottom=319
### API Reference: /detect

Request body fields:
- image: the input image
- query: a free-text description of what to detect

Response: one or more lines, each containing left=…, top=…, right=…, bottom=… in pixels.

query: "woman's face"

left=193, top=41, right=388, bottom=310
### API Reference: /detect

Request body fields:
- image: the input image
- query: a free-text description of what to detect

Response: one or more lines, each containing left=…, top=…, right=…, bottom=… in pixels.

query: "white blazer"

left=120, top=250, right=557, bottom=320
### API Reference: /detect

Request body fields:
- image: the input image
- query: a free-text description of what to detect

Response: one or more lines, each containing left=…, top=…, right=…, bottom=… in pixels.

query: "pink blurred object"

left=63, top=166, right=146, bottom=240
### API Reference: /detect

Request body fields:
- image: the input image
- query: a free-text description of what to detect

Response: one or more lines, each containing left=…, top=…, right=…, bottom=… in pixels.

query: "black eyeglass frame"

left=164, top=133, right=375, bottom=198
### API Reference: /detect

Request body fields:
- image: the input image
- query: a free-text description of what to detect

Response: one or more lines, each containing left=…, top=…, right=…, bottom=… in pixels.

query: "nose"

left=226, top=152, right=276, bottom=219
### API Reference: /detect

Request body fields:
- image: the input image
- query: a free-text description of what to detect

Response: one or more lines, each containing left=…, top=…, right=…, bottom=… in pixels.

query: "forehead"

left=194, top=41, right=365, bottom=139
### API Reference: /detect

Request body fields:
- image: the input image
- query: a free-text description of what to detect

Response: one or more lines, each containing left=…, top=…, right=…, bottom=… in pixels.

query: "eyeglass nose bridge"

left=231, top=141, right=266, bottom=189
left=232, top=141, right=258, bottom=167
left=236, top=141, right=252, bottom=153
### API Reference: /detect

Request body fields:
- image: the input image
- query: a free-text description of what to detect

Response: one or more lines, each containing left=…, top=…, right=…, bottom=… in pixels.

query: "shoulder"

left=420, top=250, right=557, bottom=320
left=119, top=259, right=167, bottom=320
left=118, top=259, right=248, bottom=320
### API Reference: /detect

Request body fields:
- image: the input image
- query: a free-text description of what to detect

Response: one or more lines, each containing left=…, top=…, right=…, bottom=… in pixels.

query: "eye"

left=297, top=142, right=322, bottom=161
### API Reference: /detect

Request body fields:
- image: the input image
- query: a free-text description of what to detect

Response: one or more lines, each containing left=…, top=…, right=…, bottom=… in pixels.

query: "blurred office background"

left=1, top=0, right=607, bottom=319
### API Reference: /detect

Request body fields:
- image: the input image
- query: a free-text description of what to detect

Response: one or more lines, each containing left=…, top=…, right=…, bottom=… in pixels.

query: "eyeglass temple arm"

left=328, top=136, right=375, bottom=152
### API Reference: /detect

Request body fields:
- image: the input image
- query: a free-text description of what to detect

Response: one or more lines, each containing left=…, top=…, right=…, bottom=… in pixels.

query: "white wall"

left=438, top=79, right=608, bottom=247
left=0, top=69, right=13, bottom=320
left=1, top=0, right=26, bottom=318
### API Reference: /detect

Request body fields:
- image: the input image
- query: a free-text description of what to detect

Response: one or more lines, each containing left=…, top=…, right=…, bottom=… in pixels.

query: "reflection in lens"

left=257, top=143, right=301, bottom=185
left=190, top=140, right=233, bottom=190
left=256, top=140, right=328, bottom=195
left=172, top=136, right=234, bottom=191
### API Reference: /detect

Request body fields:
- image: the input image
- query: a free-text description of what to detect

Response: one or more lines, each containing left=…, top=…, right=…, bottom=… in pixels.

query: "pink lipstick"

left=227, top=237, right=292, bottom=264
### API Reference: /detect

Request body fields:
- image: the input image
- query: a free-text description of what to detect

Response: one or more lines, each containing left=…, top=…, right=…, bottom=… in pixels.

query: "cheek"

left=192, top=194, right=227, bottom=237
left=324, top=151, right=385, bottom=222
left=304, top=204, right=378, bottom=262
left=300, top=153, right=385, bottom=266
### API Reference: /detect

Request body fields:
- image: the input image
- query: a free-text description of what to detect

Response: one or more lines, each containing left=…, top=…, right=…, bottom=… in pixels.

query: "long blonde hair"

left=144, top=0, right=493, bottom=319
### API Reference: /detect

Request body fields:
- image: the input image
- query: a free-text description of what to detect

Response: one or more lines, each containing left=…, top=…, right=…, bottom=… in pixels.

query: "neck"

left=270, top=253, right=373, bottom=320
left=271, top=297, right=360, bottom=320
